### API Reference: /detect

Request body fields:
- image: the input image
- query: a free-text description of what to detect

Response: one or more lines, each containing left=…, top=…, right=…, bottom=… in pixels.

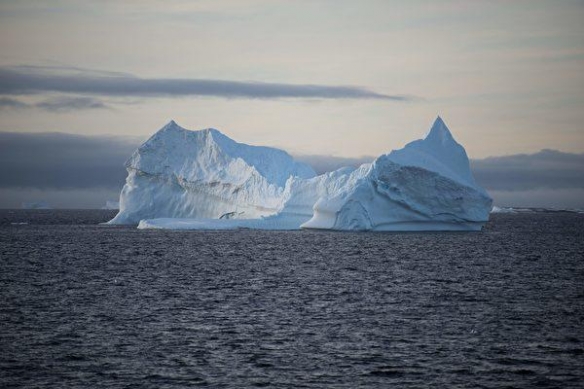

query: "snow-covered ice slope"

left=110, top=117, right=492, bottom=231
left=108, top=121, right=315, bottom=224
left=301, top=117, right=492, bottom=231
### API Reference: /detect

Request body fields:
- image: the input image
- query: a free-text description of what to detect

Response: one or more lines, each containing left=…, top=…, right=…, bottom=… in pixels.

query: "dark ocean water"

left=1, top=210, right=583, bottom=388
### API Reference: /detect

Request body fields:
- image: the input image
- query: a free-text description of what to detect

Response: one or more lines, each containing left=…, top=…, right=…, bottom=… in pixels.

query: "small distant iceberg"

left=102, top=200, right=120, bottom=210
left=21, top=201, right=52, bottom=210
left=491, top=206, right=584, bottom=214
left=109, top=117, right=493, bottom=231
left=491, top=206, right=516, bottom=214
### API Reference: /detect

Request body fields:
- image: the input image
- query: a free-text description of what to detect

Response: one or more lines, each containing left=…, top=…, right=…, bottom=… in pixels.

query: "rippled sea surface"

left=1, top=210, right=583, bottom=388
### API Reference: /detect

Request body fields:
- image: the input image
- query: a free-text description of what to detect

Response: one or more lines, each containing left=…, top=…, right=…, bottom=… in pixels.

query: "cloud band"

left=0, top=66, right=408, bottom=101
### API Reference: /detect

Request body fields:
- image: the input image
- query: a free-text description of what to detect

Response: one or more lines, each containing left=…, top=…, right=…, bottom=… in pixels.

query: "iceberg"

left=302, top=117, right=492, bottom=231
left=491, top=206, right=516, bottom=214
left=108, top=120, right=315, bottom=225
left=110, top=117, right=492, bottom=231
left=491, top=206, right=583, bottom=214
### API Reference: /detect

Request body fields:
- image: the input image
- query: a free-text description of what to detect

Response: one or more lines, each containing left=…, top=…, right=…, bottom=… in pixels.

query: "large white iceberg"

left=109, top=117, right=492, bottom=231
left=108, top=120, right=315, bottom=225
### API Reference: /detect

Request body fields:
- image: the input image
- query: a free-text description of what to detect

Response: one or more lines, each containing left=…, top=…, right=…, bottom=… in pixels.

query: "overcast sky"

left=0, top=1, right=583, bottom=208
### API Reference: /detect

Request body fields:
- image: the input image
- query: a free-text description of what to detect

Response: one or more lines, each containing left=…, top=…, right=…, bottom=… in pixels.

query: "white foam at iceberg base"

left=137, top=213, right=310, bottom=230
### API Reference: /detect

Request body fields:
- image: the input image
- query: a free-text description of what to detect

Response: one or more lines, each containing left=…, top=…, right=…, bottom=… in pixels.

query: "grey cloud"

left=0, top=132, right=139, bottom=190
left=0, top=97, right=28, bottom=109
left=12, top=64, right=136, bottom=78
left=471, top=149, right=584, bottom=191
left=0, top=96, right=111, bottom=112
left=34, top=96, right=110, bottom=112
left=488, top=188, right=584, bottom=209
left=0, top=187, right=123, bottom=209
left=0, top=65, right=410, bottom=101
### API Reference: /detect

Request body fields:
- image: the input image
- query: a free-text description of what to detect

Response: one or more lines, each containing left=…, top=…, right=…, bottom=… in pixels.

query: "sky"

left=0, top=0, right=583, bottom=208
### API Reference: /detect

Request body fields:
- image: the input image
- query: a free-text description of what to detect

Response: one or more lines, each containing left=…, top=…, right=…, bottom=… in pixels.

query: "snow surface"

left=110, top=118, right=492, bottom=231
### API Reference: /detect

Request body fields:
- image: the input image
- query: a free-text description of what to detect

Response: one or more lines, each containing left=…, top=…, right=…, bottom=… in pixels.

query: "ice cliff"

left=108, top=120, right=315, bottom=224
left=109, top=117, right=492, bottom=231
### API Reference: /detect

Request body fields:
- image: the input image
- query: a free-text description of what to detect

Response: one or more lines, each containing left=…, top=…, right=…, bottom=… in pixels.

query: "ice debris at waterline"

left=109, top=117, right=493, bottom=231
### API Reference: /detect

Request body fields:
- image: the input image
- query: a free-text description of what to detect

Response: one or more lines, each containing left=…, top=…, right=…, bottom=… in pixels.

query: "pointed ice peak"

left=425, top=116, right=454, bottom=144
left=385, top=116, right=479, bottom=190
left=151, top=121, right=231, bottom=150
left=164, top=119, right=179, bottom=128
left=163, top=122, right=225, bottom=135
left=158, top=121, right=227, bottom=139
left=158, top=120, right=186, bottom=134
